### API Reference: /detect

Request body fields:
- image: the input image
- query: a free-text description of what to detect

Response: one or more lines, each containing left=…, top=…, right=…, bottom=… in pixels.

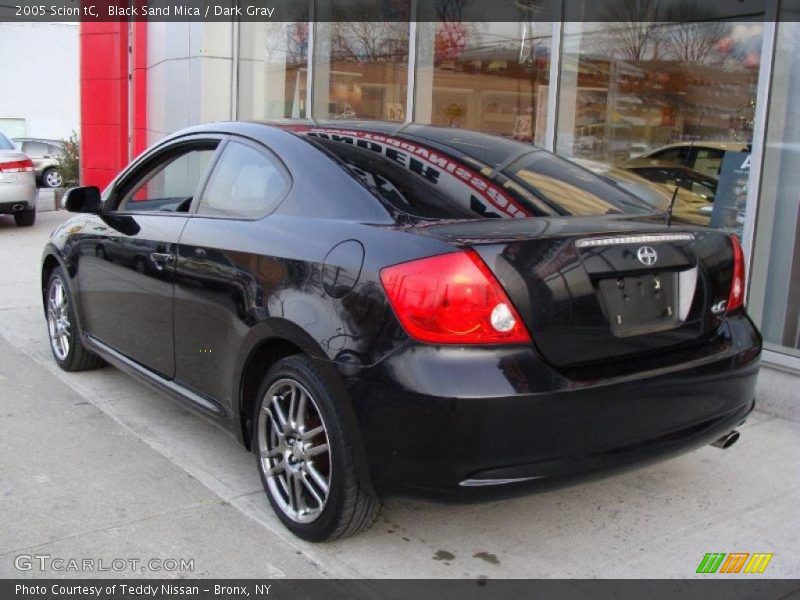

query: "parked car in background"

left=626, top=141, right=749, bottom=179
left=12, top=137, right=65, bottom=188
left=0, top=132, right=37, bottom=226
left=625, top=160, right=719, bottom=201
left=572, top=158, right=712, bottom=226
left=41, top=121, right=760, bottom=541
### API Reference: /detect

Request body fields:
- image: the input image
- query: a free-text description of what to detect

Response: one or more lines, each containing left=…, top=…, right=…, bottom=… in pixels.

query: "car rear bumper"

left=340, top=313, right=761, bottom=500
left=0, top=173, right=37, bottom=209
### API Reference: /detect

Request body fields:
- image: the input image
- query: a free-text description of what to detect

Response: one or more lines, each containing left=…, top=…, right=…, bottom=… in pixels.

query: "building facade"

left=0, top=22, right=79, bottom=140
left=78, top=10, right=800, bottom=415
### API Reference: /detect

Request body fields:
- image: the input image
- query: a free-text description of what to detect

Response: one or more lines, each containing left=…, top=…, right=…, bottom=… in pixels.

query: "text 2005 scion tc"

left=41, top=121, right=761, bottom=541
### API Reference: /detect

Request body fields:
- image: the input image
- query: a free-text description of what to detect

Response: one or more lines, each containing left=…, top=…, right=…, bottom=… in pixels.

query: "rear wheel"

left=253, top=355, right=380, bottom=541
left=14, top=208, right=35, bottom=227
left=45, top=267, right=104, bottom=372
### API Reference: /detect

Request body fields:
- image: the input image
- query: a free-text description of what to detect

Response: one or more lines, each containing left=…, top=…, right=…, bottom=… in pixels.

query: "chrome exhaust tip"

left=11, top=203, right=25, bottom=212
left=711, top=430, right=740, bottom=449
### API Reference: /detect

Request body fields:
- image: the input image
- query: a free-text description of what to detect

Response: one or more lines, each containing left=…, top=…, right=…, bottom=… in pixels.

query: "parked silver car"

left=0, top=132, right=37, bottom=226
left=12, top=137, right=64, bottom=188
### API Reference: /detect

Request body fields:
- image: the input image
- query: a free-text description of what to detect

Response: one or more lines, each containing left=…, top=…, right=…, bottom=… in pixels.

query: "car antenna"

left=665, top=110, right=705, bottom=227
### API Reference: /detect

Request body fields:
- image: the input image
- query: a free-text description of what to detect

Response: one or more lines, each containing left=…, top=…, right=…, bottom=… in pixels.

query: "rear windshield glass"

left=504, top=152, right=656, bottom=217
left=302, top=130, right=654, bottom=220
left=0, top=133, right=13, bottom=150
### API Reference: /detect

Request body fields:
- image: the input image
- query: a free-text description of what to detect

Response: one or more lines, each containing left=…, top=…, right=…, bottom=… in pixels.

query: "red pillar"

left=79, top=21, right=143, bottom=189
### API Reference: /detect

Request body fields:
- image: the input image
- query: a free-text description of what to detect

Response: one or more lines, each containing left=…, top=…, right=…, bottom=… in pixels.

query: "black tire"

left=14, top=208, right=36, bottom=227
left=252, top=355, right=381, bottom=541
left=42, top=167, right=63, bottom=189
left=45, top=267, right=104, bottom=372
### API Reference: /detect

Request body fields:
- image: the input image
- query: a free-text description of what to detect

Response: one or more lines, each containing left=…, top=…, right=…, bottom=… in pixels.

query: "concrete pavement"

left=0, top=210, right=798, bottom=579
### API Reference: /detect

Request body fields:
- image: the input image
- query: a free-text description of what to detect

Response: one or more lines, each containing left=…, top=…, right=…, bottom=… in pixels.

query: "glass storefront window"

left=312, top=21, right=410, bottom=120
left=556, top=20, right=762, bottom=231
left=239, top=22, right=310, bottom=119
left=415, top=22, right=551, bottom=143
left=749, top=21, right=800, bottom=360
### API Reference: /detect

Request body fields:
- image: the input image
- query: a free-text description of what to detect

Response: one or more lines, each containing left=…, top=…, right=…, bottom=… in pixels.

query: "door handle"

left=150, top=252, right=175, bottom=270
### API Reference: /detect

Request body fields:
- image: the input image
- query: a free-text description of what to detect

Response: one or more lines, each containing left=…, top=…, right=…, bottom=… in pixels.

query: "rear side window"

left=650, top=147, right=691, bottom=165
left=693, top=148, right=725, bottom=177
left=198, top=142, right=287, bottom=218
left=23, top=141, right=51, bottom=155
left=0, top=133, right=13, bottom=150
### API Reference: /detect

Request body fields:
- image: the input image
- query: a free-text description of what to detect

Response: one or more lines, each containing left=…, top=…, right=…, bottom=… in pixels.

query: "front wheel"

left=42, top=168, right=63, bottom=188
left=253, top=355, right=381, bottom=541
left=45, top=267, right=104, bottom=372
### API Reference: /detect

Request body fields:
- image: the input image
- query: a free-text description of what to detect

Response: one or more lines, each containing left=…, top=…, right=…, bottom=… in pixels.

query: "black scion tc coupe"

left=41, top=121, right=761, bottom=541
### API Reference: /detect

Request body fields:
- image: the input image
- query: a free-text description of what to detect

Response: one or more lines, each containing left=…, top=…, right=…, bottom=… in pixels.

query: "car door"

left=173, top=138, right=290, bottom=403
left=77, top=137, right=223, bottom=378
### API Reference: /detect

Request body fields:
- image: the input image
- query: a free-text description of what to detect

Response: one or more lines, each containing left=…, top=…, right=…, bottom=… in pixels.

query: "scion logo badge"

left=696, top=552, right=773, bottom=574
left=637, top=246, right=658, bottom=266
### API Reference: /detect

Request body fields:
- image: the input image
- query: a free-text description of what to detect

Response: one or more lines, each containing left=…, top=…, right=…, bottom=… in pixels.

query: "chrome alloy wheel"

left=257, top=378, right=332, bottom=523
left=46, top=278, right=71, bottom=361
left=45, top=169, right=63, bottom=188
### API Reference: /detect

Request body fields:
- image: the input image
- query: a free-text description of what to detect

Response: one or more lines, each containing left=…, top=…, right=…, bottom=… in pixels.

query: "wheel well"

left=240, top=338, right=303, bottom=450
left=41, top=255, right=60, bottom=306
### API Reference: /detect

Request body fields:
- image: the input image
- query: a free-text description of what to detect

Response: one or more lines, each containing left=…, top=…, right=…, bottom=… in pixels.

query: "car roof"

left=172, top=119, right=541, bottom=171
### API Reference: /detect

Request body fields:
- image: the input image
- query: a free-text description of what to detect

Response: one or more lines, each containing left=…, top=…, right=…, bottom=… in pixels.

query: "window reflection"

left=239, top=22, right=309, bottom=119
left=313, top=22, right=410, bottom=120
left=557, top=19, right=762, bottom=231
left=415, top=22, right=551, bottom=142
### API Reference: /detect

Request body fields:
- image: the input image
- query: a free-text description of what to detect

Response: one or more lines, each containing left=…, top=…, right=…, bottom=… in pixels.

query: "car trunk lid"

left=412, top=215, right=736, bottom=370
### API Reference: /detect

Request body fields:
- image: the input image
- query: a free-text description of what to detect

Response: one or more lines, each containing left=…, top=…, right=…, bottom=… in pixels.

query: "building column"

left=131, top=21, right=148, bottom=159
left=79, top=21, right=129, bottom=189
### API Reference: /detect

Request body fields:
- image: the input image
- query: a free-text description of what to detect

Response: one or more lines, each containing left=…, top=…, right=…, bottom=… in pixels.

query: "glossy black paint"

left=42, top=120, right=761, bottom=499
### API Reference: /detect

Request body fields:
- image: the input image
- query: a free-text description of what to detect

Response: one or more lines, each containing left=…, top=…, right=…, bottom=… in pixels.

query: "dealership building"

left=78, top=5, right=800, bottom=415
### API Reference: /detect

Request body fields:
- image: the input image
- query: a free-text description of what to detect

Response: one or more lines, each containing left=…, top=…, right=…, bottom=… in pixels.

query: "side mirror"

left=63, top=186, right=102, bottom=214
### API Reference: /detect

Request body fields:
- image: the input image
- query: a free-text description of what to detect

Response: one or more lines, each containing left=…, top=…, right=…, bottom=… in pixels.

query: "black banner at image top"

left=3, top=580, right=800, bottom=600
left=3, top=0, right=800, bottom=22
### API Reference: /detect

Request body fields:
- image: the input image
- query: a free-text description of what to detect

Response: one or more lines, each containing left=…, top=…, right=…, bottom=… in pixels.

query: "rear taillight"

left=0, top=158, right=34, bottom=173
left=727, top=234, right=746, bottom=312
left=380, top=250, right=531, bottom=344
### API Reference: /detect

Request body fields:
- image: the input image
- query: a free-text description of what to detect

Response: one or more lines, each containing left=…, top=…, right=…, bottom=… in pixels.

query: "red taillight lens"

left=727, top=234, right=746, bottom=312
left=380, top=250, right=531, bottom=344
left=0, top=158, right=34, bottom=173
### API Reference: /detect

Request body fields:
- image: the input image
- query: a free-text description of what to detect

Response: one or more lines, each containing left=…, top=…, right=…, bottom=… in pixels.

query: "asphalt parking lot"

left=1, top=209, right=798, bottom=579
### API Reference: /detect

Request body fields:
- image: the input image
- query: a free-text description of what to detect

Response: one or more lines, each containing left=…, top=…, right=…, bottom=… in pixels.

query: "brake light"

left=380, top=250, right=531, bottom=344
left=727, top=234, right=746, bottom=312
left=0, top=158, right=34, bottom=173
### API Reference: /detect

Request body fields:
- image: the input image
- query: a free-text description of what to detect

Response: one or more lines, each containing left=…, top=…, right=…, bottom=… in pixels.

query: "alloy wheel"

left=45, top=170, right=63, bottom=188
left=46, top=278, right=71, bottom=361
left=257, top=378, right=332, bottom=524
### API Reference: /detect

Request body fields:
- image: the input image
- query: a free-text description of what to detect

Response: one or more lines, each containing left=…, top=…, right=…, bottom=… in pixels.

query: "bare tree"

left=331, top=21, right=409, bottom=63
left=660, top=3, right=729, bottom=63
left=599, top=0, right=665, bottom=62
